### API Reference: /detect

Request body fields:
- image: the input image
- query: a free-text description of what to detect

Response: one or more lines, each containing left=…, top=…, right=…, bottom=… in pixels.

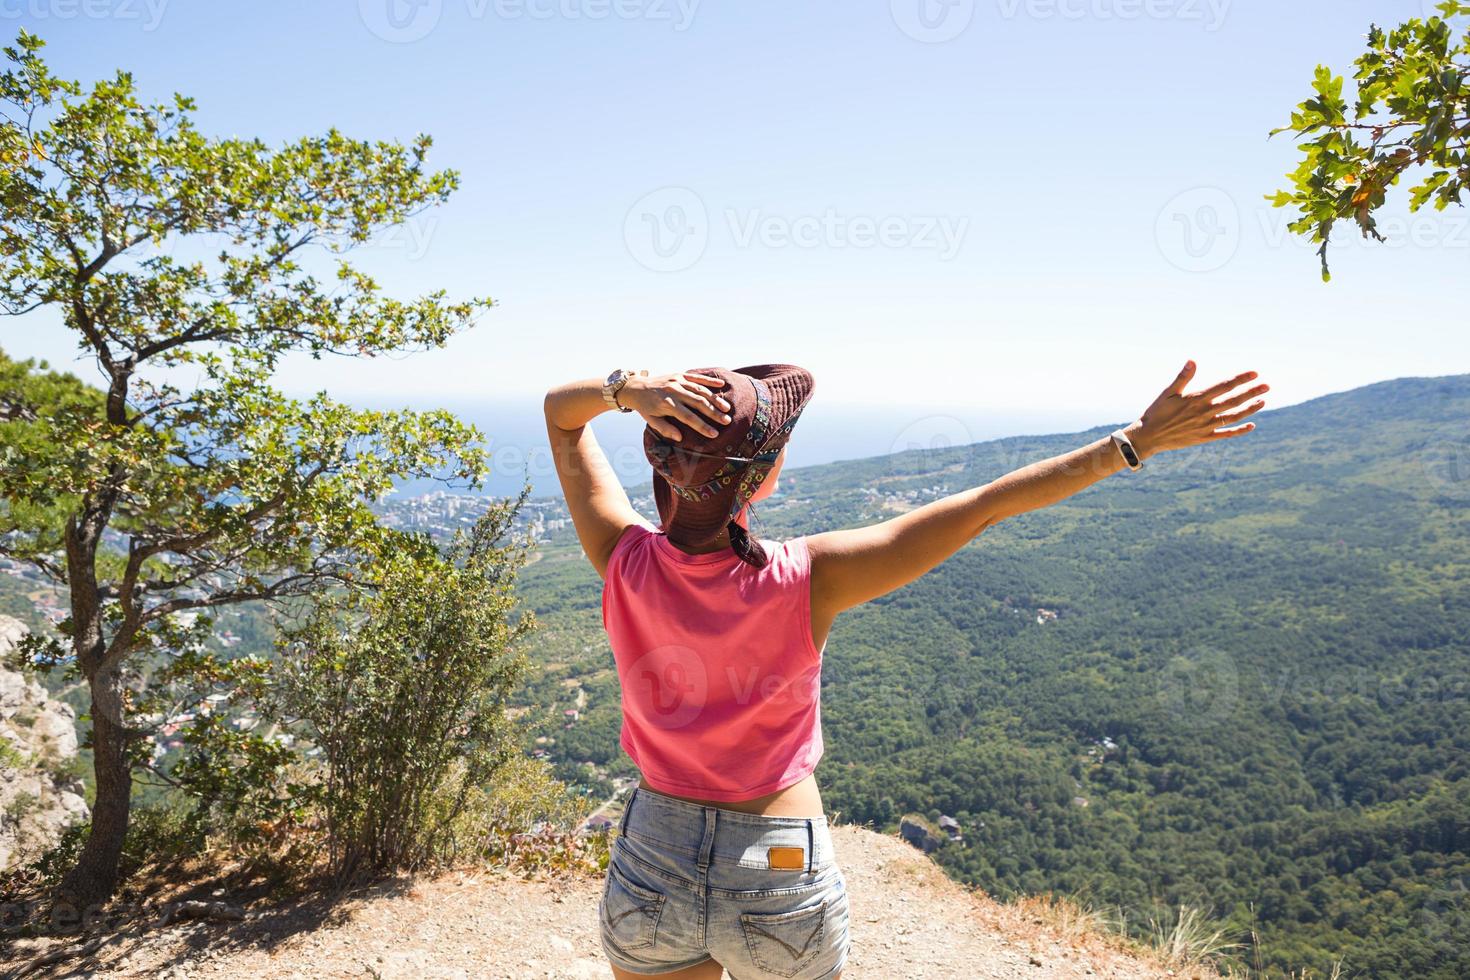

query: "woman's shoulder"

left=758, top=534, right=813, bottom=584
left=611, top=519, right=660, bottom=555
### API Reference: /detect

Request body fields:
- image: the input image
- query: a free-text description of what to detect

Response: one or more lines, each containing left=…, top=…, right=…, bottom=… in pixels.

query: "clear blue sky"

left=2, top=0, right=1464, bottom=486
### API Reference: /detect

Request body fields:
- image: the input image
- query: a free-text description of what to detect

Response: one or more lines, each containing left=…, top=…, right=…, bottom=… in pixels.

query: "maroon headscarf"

left=643, top=364, right=814, bottom=567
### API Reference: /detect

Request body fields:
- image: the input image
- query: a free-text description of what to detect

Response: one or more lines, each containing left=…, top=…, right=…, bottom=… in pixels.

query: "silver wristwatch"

left=602, top=368, right=640, bottom=413
left=1110, top=428, right=1143, bottom=471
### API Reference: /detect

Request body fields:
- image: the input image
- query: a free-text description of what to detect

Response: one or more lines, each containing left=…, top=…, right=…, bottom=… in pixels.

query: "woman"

left=544, top=360, right=1267, bottom=979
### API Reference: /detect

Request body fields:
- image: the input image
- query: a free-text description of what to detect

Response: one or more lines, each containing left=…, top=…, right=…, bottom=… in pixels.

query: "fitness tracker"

left=1110, top=428, right=1143, bottom=471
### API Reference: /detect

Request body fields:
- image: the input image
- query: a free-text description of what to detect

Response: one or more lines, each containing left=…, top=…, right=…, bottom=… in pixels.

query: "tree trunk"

left=55, top=665, right=130, bottom=913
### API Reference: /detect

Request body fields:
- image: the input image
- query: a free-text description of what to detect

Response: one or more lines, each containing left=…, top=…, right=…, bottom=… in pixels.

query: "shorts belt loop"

left=697, top=807, right=717, bottom=872
left=618, top=788, right=636, bottom=838
left=806, top=820, right=816, bottom=873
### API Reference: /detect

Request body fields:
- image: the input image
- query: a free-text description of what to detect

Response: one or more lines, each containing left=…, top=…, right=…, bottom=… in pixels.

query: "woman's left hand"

left=619, top=371, right=734, bottom=442
left=1130, top=360, right=1269, bottom=459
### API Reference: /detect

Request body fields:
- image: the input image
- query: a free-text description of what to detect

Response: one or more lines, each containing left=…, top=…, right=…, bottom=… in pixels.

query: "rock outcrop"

left=899, top=812, right=947, bottom=854
left=0, top=614, right=89, bottom=871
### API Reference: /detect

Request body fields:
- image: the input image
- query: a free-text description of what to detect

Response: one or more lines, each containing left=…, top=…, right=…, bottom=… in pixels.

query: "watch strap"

left=602, top=369, right=630, bottom=412
left=602, top=368, right=644, bottom=413
left=1110, top=428, right=1143, bottom=471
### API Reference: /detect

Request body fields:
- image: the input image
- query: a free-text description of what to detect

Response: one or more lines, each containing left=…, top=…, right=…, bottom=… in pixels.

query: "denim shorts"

left=599, top=786, right=850, bottom=978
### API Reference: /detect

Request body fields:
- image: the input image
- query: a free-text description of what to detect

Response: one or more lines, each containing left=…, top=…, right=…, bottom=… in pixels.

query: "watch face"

left=605, top=369, right=625, bottom=386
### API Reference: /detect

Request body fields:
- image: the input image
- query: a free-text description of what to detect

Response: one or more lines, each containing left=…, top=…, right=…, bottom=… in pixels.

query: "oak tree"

left=0, top=33, right=491, bottom=908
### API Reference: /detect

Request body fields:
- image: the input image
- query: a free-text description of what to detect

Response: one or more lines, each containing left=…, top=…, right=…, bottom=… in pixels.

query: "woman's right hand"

left=1130, top=360, right=1269, bottom=459
left=620, top=370, right=734, bottom=442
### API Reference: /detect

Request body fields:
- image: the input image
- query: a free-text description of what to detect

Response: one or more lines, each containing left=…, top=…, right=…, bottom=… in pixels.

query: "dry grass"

left=1145, top=905, right=1242, bottom=968
left=1013, top=893, right=1116, bottom=942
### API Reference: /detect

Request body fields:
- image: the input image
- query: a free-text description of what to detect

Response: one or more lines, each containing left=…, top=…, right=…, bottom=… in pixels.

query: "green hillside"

left=513, top=374, right=1470, bottom=978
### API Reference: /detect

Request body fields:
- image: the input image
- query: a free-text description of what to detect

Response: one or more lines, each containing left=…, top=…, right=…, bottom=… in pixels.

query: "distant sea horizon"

left=363, top=394, right=1124, bottom=499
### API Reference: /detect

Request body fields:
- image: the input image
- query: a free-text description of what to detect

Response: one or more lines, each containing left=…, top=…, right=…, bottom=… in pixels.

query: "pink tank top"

left=601, top=522, right=826, bottom=801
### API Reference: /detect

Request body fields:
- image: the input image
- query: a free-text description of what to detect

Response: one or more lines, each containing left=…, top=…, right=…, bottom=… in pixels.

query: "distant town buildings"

left=372, top=490, right=577, bottom=544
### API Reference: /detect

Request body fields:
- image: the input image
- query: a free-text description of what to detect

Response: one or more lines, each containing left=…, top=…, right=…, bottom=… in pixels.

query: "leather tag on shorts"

left=767, top=846, right=805, bottom=871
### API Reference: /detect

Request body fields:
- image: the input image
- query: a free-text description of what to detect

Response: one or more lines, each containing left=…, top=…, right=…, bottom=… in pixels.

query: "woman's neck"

left=667, top=510, right=748, bottom=555
left=673, top=532, right=731, bottom=555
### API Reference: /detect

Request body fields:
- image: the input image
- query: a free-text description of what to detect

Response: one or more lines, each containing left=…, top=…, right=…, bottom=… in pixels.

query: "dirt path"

left=7, top=826, right=1216, bottom=979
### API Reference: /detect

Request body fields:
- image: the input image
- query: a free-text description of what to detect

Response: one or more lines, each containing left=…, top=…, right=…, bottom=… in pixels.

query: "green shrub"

left=0, top=737, right=29, bottom=770
left=118, top=801, right=207, bottom=879
left=272, top=497, right=537, bottom=883
left=447, top=752, right=604, bottom=874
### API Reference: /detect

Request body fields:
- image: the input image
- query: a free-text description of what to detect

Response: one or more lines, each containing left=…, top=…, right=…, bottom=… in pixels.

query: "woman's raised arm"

left=806, top=361, right=1269, bottom=616
left=544, top=369, right=733, bottom=577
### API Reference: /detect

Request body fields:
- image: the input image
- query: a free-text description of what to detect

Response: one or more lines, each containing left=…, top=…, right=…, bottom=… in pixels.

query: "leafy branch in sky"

left=1269, top=1, right=1469, bottom=280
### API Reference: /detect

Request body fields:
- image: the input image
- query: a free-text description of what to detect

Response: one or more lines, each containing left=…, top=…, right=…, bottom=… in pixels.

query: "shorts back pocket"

left=740, top=900, right=827, bottom=978
left=600, top=863, right=666, bottom=952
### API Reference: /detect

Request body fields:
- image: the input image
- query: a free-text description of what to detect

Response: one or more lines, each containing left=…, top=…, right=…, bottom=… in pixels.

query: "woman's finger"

left=678, top=387, right=732, bottom=424
left=1203, top=422, right=1256, bottom=440
left=665, top=397, right=721, bottom=438
left=1209, top=383, right=1270, bottom=413
left=682, top=378, right=732, bottom=411
left=1164, top=360, right=1197, bottom=396
left=1212, top=400, right=1266, bottom=427
left=677, top=381, right=721, bottom=407
left=650, top=416, right=683, bottom=441
left=1195, top=370, right=1259, bottom=401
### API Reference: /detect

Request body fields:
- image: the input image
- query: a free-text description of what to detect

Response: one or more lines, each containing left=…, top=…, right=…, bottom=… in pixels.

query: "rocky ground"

left=3, top=824, right=1221, bottom=979
left=0, top=615, right=89, bottom=874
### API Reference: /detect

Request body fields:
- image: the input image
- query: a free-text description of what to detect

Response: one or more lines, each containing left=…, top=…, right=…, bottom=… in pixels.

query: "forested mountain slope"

left=516, top=373, right=1470, bottom=978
